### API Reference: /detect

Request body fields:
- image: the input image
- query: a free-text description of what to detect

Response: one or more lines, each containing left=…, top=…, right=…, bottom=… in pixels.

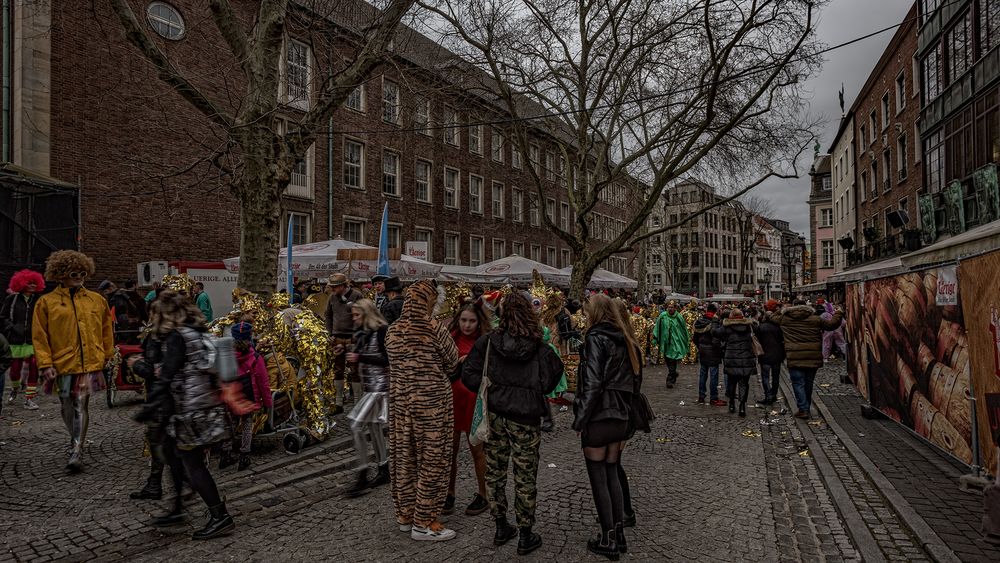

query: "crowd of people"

left=1, top=249, right=845, bottom=558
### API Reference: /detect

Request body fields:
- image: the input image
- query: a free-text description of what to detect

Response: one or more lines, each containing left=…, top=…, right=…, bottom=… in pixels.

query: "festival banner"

left=845, top=283, right=867, bottom=399
left=958, top=251, right=1000, bottom=475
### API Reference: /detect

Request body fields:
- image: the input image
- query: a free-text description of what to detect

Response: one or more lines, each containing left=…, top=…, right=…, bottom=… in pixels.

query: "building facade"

left=830, top=114, right=857, bottom=273
left=753, top=217, right=783, bottom=299
left=808, top=155, right=834, bottom=283
left=1, top=0, right=634, bottom=283
left=918, top=0, right=1000, bottom=243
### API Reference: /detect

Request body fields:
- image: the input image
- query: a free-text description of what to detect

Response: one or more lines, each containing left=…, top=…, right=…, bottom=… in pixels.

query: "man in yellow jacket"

left=32, top=250, right=115, bottom=472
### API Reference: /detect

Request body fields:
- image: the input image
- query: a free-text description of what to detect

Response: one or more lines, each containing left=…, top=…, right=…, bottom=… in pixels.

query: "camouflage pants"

left=485, top=413, right=541, bottom=529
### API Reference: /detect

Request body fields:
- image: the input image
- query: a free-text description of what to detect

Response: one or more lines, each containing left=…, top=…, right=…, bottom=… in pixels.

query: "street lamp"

left=763, top=270, right=772, bottom=301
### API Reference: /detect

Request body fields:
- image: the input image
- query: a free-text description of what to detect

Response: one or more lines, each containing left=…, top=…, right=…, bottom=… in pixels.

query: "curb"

left=777, top=374, right=887, bottom=563
left=807, top=382, right=961, bottom=563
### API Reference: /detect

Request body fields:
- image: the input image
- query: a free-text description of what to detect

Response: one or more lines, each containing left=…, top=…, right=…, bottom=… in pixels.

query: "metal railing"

left=847, top=230, right=922, bottom=267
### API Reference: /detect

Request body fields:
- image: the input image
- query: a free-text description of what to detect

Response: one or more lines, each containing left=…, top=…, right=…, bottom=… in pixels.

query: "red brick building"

left=851, top=2, right=923, bottom=261
left=1, top=0, right=634, bottom=283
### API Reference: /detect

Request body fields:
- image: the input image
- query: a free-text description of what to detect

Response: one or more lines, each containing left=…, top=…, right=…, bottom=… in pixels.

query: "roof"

left=826, top=112, right=854, bottom=154
left=0, top=163, right=78, bottom=191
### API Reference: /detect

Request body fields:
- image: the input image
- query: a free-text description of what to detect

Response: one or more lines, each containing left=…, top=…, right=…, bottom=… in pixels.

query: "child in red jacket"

left=221, top=322, right=272, bottom=471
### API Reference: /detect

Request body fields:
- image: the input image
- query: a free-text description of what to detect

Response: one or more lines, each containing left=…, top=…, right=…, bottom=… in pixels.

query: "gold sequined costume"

left=681, top=300, right=700, bottom=364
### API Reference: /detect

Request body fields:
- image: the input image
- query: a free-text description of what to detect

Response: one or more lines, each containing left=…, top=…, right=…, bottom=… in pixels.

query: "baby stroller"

left=251, top=351, right=315, bottom=454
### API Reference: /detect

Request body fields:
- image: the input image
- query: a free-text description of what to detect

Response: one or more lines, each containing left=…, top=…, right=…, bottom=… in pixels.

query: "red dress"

left=451, top=330, right=480, bottom=432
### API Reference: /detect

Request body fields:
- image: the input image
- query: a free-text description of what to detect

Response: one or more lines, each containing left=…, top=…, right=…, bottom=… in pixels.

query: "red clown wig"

left=9, top=269, right=45, bottom=293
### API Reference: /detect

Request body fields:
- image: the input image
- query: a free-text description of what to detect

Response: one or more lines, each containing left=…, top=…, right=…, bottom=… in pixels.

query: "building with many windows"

left=754, top=217, right=783, bottom=300
left=1, top=0, right=634, bottom=282
left=808, top=155, right=835, bottom=283
left=830, top=114, right=857, bottom=273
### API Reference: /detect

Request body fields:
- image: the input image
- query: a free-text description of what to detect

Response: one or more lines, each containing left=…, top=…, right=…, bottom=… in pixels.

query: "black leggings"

left=584, top=442, right=624, bottom=533
left=178, top=446, right=222, bottom=508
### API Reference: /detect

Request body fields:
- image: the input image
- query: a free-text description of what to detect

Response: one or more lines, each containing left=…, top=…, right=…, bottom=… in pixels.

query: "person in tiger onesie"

left=385, top=280, right=460, bottom=542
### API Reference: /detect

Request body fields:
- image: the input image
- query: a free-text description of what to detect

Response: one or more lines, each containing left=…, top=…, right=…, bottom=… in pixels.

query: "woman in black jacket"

left=755, top=300, right=786, bottom=405
left=462, top=292, right=564, bottom=556
left=573, top=294, right=642, bottom=560
left=713, top=308, right=757, bottom=417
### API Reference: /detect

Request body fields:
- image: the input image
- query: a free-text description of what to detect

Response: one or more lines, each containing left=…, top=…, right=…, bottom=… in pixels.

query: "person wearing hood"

left=573, top=294, right=641, bottom=559
left=2, top=269, right=44, bottom=410
left=755, top=299, right=786, bottom=405
left=712, top=309, right=757, bottom=417
left=385, top=280, right=460, bottom=542
left=821, top=301, right=847, bottom=362
left=769, top=299, right=844, bottom=418
left=652, top=300, right=689, bottom=388
left=462, top=291, right=564, bottom=556
left=691, top=303, right=725, bottom=406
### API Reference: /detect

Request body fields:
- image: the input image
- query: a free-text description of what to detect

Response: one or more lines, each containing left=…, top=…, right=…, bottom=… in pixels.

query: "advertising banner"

left=958, top=251, right=1000, bottom=475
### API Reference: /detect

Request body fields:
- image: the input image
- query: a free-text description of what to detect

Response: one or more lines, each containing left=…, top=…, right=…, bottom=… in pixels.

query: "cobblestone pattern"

left=1, top=366, right=863, bottom=562
left=813, top=364, right=1000, bottom=563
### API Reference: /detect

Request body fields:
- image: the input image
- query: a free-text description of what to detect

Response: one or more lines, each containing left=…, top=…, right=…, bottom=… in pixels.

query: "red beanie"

left=765, top=299, right=780, bottom=312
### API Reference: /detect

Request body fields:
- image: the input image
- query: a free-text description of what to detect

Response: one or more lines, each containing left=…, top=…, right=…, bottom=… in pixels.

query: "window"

left=512, top=188, right=523, bottom=222
left=545, top=197, right=555, bottom=223
left=860, top=171, right=868, bottom=202
left=881, top=93, right=890, bottom=129
left=561, top=249, right=571, bottom=268
left=492, top=239, right=506, bottom=260
left=415, top=159, right=432, bottom=203
left=882, top=150, right=892, bottom=192
left=445, top=232, right=460, bottom=265
left=820, top=208, right=833, bottom=228
left=560, top=202, right=570, bottom=231
left=346, top=85, right=365, bottom=112
left=470, top=236, right=484, bottom=266
left=529, top=144, right=540, bottom=175
left=444, top=106, right=459, bottom=146
left=924, top=129, right=945, bottom=193
left=511, top=145, right=522, bottom=169
left=343, top=140, right=365, bottom=190
left=821, top=176, right=831, bottom=191
left=899, top=198, right=909, bottom=221
left=387, top=224, right=401, bottom=250
left=285, top=40, right=311, bottom=110
left=545, top=152, right=556, bottom=180
left=921, top=0, right=941, bottom=23
left=897, top=135, right=908, bottom=179
left=414, top=95, right=430, bottom=134
left=147, top=2, right=185, bottom=40
left=382, top=150, right=400, bottom=196
left=860, top=123, right=867, bottom=148
left=981, top=0, right=1000, bottom=55
left=512, top=241, right=524, bottom=256
left=444, top=167, right=460, bottom=209
left=546, top=247, right=556, bottom=266
left=947, top=11, right=973, bottom=85
left=492, top=182, right=504, bottom=218
left=282, top=212, right=311, bottom=246
left=415, top=228, right=432, bottom=261
left=923, top=44, right=942, bottom=102
left=895, top=71, right=906, bottom=112
left=530, top=244, right=541, bottom=262
left=871, top=160, right=879, bottom=200
left=285, top=135, right=313, bottom=199
left=469, top=175, right=484, bottom=214
left=491, top=129, right=504, bottom=162
left=381, top=79, right=400, bottom=124
left=529, top=196, right=540, bottom=227
left=343, top=218, right=365, bottom=244
left=469, top=124, right=482, bottom=155
left=869, top=110, right=877, bottom=145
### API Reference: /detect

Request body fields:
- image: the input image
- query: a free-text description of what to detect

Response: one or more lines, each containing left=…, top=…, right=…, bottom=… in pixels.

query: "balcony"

left=846, top=230, right=923, bottom=267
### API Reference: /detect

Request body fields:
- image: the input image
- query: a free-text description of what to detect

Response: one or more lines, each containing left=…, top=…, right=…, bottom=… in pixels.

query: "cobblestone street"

left=0, top=363, right=987, bottom=561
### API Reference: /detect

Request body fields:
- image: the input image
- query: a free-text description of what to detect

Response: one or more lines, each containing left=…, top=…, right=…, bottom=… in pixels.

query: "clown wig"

left=43, top=250, right=96, bottom=281
left=8, top=269, right=45, bottom=293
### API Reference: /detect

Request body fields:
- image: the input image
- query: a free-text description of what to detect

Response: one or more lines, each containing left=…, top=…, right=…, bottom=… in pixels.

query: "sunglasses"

left=67, top=271, right=88, bottom=279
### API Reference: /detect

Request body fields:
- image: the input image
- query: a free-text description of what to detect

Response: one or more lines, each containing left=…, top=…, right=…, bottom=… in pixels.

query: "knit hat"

left=97, top=279, right=114, bottom=291
left=729, top=309, right=745, bottom=320
left=765, top=299, right=780, bottom=312
left=231, top=321, right=254, bottom=341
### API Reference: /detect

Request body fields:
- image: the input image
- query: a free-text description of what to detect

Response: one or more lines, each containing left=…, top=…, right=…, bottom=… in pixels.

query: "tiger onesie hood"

left=384, top=279, right=461, bottom=528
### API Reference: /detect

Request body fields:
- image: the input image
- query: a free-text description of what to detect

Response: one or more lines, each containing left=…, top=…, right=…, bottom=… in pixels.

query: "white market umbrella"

left=223, top=238, right=442, bottom=282
left=559, top=266, right=638, bottom=290
left=437, top=264, right=511, bottom=285
left=474, top=254, right=567, bottom=285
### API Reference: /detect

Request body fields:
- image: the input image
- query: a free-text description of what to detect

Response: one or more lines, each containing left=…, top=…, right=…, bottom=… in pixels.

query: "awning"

left=825, top=256, right=906, bottom=284
left=794, top=281, right=831, bottom=293
left=559, top=266, right=638, bottom=289
left=900, top=220, right=1000, bottom=268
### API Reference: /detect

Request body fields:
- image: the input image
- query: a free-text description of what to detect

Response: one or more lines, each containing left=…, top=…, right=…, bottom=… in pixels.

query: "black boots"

left=346, top=470, right=371, bottom=497
left=367, top=462, right=390, bottom=488
left=238, top=454, right=251, bottom=471
left=218, top=451, right=237, bottom=470
left=493, top=518, right=518, bottom=546
left=191, top=502, right=235, bottom=540
left=587, top=529, right=619, bottom=560
left=615, top=522, right=627, bottom=553
left=517, top=527, right=542, bottom=555
left=151, top=499, right=185, bottom=527
left=738, top=379, right=749, bottom=417
left=129, top=465, right=163, bottom=500
left=623, top=510, right=637, bottom=528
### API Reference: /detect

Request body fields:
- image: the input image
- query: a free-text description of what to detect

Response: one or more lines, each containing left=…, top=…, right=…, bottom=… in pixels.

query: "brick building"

left=807, top=154, right=834, bottom=283
left=1, top=0, right=634, bottom=284
left=918, top=0, right=1000, bottom=240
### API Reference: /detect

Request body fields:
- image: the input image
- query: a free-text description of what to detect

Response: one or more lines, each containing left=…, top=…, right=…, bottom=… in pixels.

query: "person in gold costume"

left=680, top=300, right=700, bottom=365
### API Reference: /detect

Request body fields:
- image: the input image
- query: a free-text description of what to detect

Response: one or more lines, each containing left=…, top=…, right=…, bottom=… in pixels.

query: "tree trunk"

left=569, top=255, right=598, bottom=301
left=236, top=179, right=281, bottom=294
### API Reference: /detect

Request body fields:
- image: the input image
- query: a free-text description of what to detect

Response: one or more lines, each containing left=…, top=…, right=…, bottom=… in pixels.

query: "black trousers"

left=665, top=359, right=679, bottom=382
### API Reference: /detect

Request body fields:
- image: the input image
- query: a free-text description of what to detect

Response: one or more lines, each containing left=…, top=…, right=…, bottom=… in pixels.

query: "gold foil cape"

left=435, top=282, right=472, bottom=320
left=161, top=273, right=194, bottom=296
left=681, top=306, right=699, bottom=364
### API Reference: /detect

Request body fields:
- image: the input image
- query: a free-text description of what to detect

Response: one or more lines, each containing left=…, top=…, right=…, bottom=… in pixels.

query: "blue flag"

left=377, top=202, right=390, bottom=277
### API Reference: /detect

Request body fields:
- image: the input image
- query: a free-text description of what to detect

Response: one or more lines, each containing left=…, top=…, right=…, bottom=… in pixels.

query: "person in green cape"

left=652, top=300, right=689, bottom=388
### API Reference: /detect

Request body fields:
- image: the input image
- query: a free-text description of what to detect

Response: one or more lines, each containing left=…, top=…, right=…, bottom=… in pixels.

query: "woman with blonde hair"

left=345, top=298, right=391, bottom=497
left=573, top=294, right=642, bottom=559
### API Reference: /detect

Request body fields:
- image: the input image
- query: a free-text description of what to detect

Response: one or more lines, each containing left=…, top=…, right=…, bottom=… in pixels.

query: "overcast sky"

left=756, top=0, right=914, bottom=237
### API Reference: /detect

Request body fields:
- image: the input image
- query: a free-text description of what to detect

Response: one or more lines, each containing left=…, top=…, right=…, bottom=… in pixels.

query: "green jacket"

left=196, top=292, right=214, bottom=323
left=769, top=305, right=843, bottom=369
left=653, top=311, right=690, bottom=360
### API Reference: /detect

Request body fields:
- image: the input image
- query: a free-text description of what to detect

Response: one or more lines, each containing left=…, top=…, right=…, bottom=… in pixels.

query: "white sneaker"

left=399, top=523, right=412, bottom=532
left=24, top=399, right=38, bottom=410
left=411, top=522, right=456, bottom=541
left=7, top=389, right=16, bottom=403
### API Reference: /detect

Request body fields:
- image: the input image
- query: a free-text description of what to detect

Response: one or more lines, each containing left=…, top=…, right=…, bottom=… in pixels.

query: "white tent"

left=437, top=265, right=512, bottom=285
left=662, top=292, right=696, bottom=304
left=559, top=266, right=638, bottom=289
left=223, top=238, right=442, bottom=282
left=473, top=255, right=568, bottom=285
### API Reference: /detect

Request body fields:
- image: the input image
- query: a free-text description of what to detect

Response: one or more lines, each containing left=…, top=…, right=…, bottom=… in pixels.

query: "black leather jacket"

left=691, top=314, right=723, bottom=367
left=0, top=292, right=37, bottom=346
left=572, top=322, right=639, bottom=431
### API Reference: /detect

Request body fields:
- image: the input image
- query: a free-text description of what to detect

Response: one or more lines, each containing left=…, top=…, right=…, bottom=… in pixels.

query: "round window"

left=146, top=2, right=185, bottom=40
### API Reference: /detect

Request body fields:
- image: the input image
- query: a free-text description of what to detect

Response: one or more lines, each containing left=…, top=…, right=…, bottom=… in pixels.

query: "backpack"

left=193, top=333, right=238, bottom=383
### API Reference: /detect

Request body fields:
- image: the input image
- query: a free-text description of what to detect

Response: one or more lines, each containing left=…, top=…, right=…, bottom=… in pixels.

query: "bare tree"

left=422, top=0, right=820, bottom=297
left=108, top=0, right=416, bottom=292
left=732, top=196, right=773, bottom=293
